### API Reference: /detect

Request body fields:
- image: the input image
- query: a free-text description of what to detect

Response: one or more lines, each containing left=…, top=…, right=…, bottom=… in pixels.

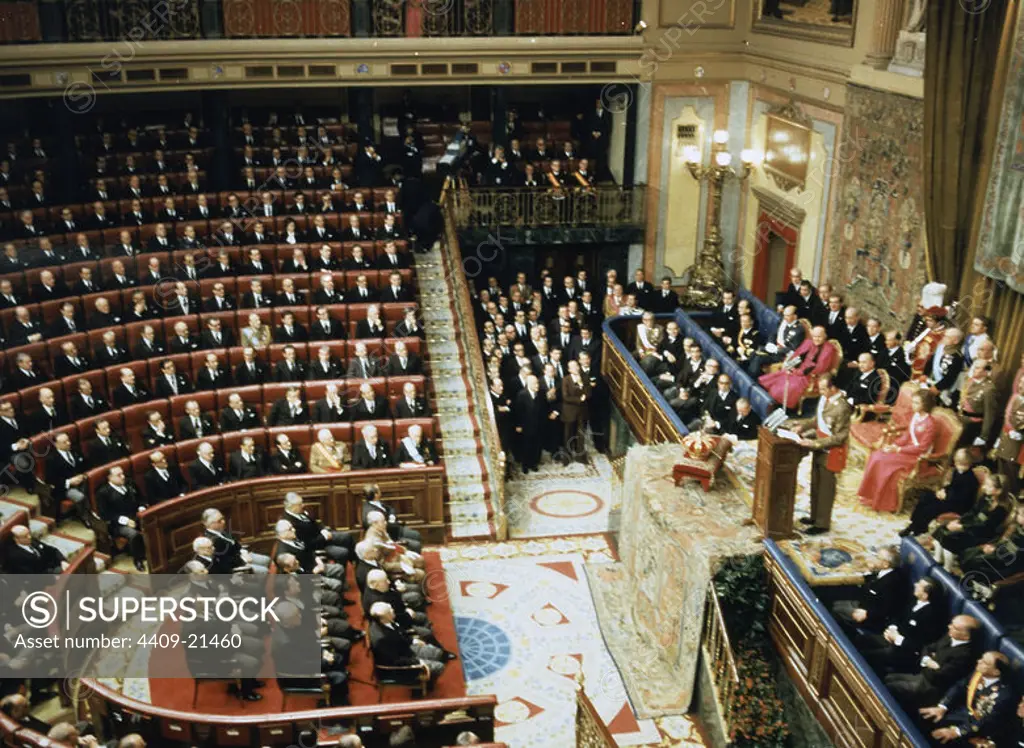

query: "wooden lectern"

left=751, top=426, right=806, bottom=540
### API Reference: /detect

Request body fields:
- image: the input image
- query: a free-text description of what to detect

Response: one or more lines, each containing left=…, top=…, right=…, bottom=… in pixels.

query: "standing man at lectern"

left=783, top=374, right=851, bottom=535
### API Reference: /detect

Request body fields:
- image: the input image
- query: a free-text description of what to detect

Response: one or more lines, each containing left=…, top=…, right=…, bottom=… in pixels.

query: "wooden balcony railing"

left=701, top=583, right=741, bottom=730
left=1, top=0, right=638, bottom=42
left=452, top=185, right=647, bottom=230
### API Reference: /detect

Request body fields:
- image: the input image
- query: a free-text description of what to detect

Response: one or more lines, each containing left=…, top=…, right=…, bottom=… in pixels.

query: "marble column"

left=863, top=0, right=905, bottom=69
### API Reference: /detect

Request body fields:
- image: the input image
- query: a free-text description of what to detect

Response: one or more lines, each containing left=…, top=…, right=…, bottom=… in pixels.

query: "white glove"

left=972, top=437, right=986, bottom=447
left=765, top=343, right=778, bottom=354
left=1011, top=430, right=1022, bottom=440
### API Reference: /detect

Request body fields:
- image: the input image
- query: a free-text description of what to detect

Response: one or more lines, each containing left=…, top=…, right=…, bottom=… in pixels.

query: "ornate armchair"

left=850, top=381, right=917, bottom=457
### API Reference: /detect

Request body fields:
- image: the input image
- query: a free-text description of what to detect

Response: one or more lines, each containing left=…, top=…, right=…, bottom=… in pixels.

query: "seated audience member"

left=70, top=377, right=107, bottom=419
left=1, top=694, right=52, bottom=734
left=670, top=359, right=721, bottom=423
left=134, top=324, right=165, bottom=359
left=899, top=449, right=979, bottom=537
left=313, top=273, right=344, bottom=305
left=202, top=507, right=271, bottom=574
left=155, top=358, right=191, bottom=397
left=229, top=436, right=266, bottom=480
left=348, top=342, right=383, bottom=379
left=377, top=240, right=408, bottom=268
left=724, top=313, right=760, bottom=363
left=144, top=450, right=184, bottom=503
left=168, top=320, right=199, bottom=353
left=709, top=289, right=739, bottom=340
left=602, top=285, right=622, bottom=317
left=269, top=433, right=308, bottom=475
left=96, top=465, right=148, bottom=570
left=650, top=276, right=680, bottom=314
left=220, top=393, right=261, bottom=432
left=395, top=381, right=430, bottom=418
left=196, top=353, right=230, bottom=391
left=635, top=312, right=664, bottom=375
left=234, top=346, right=269, bottom=385
left=351, top=382, right=390, bottom=420
left=274, top=344, right=307, bottom=382
left=961, top=502, right=1024, bottom=602
left=311, top=306, right=346, bottom=340
left=386, top=340, right=422, bottom=375
left=32, top=386, right=68, bottom=432
left=725, top=398, right=761, bottom=441
left=268, top=386, right=309, bottom=426
left=746, top=305, right=806, bottom=376
left=362, top=569, right=432, bottom=640
left=95, top=330, right=128, bottom=366
left=690, top=374, right=737, bottom=434
left=758, top=325, right=837, bottom=410
left=274, top=521, right=345, bottom=587
left=112, top=367, right=151, bottom=407
left=8, top=351, right=40, bottom=388
left=352, top=424, right=393, bottom=469
left=919, top=651, right=1014, bottom=745
left=142, top=411, right=176, bottom=448
left=356, top=304, right=386, bottom=338
left=381, top=270, right=412, bottom=303
left=857, top=577, right=945, bottom=674
left=394, top=307, right=424, bottom=339
left=345, top=273, right=377, bottom=303
left=274, top=309, right=308, bottom=343
left=5, top=524, right=67, bottom=573
left=282, top=491, right=353, bottom=563
left=189, top=441, right=226, bottom=489
left=313, top=383, right=348, bottom=423
left=310, top=428, right=351, bottom=474
left=845, top=352, right=882, bottom=408
left=241, top=313, right=272, bottom=349
left=203, top=282, right=234, bottom=312
left=363, top=482, right=422, bottom=552
left=368, top=601, right=447, bottom=680
left=342, top=245, right=371, bottom=271
left=396, top=424, right=438, bottom=468
left=930, top=473, right=1011, bottom=572
left=830, top=546, right=901, bottom=634
left=87, top=418, right=131, bottom=467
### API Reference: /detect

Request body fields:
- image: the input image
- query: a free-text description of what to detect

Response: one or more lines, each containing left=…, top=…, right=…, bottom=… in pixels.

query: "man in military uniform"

left=995, top=389, right=1024, bottom=494
left=958, top=360, right=996, bottom=454
left=784, top=374, right=851, bottom=535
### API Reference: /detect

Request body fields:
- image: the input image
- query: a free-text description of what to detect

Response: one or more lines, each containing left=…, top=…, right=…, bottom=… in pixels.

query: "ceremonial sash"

left=966, top=671, right=983, bottom=717
left=817, top=427, right=848, bottom=472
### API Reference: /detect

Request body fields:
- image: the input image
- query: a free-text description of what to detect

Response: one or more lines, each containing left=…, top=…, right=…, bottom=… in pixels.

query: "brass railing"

left=574, top=674, right=616, bottom=748
left=452, top=185, right=647, bottom=230
left=441, top=188, right=508, bottom=539
left=701, top=583, right=741, bottom=729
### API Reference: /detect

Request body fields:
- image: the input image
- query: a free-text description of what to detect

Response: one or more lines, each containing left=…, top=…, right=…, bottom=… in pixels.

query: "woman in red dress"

left=858, top=390, right=938, bottom=513
left=758, top=326, right=837, bottom=409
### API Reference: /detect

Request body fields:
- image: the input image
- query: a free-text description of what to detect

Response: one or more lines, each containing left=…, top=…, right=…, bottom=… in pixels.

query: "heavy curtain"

left=923, top=0, right=1015, bottom=288
left=924, top=0, right=1023, bottom=375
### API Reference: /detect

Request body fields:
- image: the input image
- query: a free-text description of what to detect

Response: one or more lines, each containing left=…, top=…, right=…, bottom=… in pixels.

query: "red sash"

left=818, top=428, right=848, bottom=472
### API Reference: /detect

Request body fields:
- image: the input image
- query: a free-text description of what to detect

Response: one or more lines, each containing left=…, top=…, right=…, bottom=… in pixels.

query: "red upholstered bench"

left=672, top=435, right=733, bottom=492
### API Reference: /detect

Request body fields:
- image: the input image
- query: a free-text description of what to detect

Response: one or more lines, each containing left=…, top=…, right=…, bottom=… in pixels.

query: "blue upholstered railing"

left=764, top=540, right=933, bottom=747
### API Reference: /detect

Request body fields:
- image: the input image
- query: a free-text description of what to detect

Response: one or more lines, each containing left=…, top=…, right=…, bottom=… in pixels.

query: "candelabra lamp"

left=678, top=130, right=757, bottom=308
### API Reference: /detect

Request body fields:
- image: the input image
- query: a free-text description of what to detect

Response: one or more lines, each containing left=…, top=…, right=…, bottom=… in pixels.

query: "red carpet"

left=148, top=551, right=465, bottom=714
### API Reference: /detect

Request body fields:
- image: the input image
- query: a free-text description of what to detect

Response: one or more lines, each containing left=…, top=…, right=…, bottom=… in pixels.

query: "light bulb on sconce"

left=715, top=151, right=732, bottom=167
left=682, top=145, right=701, bottom=164
left=713, top=130, right=729, bottom=145
left=740, top=148, right=758, bottom=165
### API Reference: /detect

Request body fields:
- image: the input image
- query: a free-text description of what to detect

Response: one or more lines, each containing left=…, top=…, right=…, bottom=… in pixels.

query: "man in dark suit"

left=273, top=346, right=307, bottom=383
left=746, top=306, right=806, bottom=376
left=368, top=602, right=446, bottom=680
left=5, top=525, right=66, bottom=574
left=385, top=341, right=421, bottom=376
left=269, top=434, right=308, bottom=475
left=379, top=271, right=413, bottom=303
left=178, top=400, right=215, bottom=440
left=195, top=353, right=229, bottom=391
left=267, top=387, right=309, bottom=426
left=233, top=348, right=268, bottom=386
left=30, top=387, right=68, bottom=433
left=394, top=308, right=424, bottom=339
left=203, top=507, right=270, bottom=573
left=884, top=615, right=980, bottom=709
left=143, top=450, right=184, bottom=504
left=857, top=577, right=946, bottom=674
left=275, top=278, right=307, bottom=307
left=70, top=378, right=107, bottom=420
left=111, top=368, right=151, bottom=407
left=44, top=432, right=89, bottom=525
left=376, top=242, right=409, bottom=270
left=133, top=325, right=166, bottom=360
left=831, top=547, right=903, bottom=633
left=513, top=375, right=545, bottom=473
left=690, top=374, right=738, bottom=434
left=282, top=491, right=353, bottom=562
left=650, top=276, right=680, bottom=314
left=53, top=340, right=90, bottom=377
left=919, top=650, right=1014, bottom=744
left=199, top=318, right=234, bottom=350
left=350, top=382, right=390, bottom=421
left=154, top=358, right=192, bottom=398
left=312, top=384, right=347, bottom=423
left=308, top=346, right=344, bottom=380
left=241, top=279, right=273, bottom=309
left=821, top=294, right=847, bottom=339
left=845, top=353, right=883, bottom=408
left=219, top=393, right=261, bottom=432
left=32, top=269, right=69, bottom=303
left=881, top=331, right=912, bottom=393
left=313, top=274, right=344, bottom=305
left=141, top=411, right=176, bottom=449
left=273, top=312, right=308, bottom=344
left=726, top=398, right=761, bottom=440
left=188, top=441, right=226, bottom=489
left=310, top=307, right=346, bottom=341
left=709, top=289, right=740, bottom=342
left=625, top=270, right=653, bottom=310
left=347, top=343, right=383, bottom=379
left=202, top=283, right=235, bottom=313
left=228, top=436, right=266, bottom=480
left=345, top=274, right=378, bottom=303
left=86, top=419, right=130, bottom=468
left=352, top=424, right=394, bottom=469
left=837, top=307, right=869, bottom=366
left=95, top=465, right=148, bottom=570
left=360, top=483, right=423, bottom=551
left=394, top=382, right=430, bottom=418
